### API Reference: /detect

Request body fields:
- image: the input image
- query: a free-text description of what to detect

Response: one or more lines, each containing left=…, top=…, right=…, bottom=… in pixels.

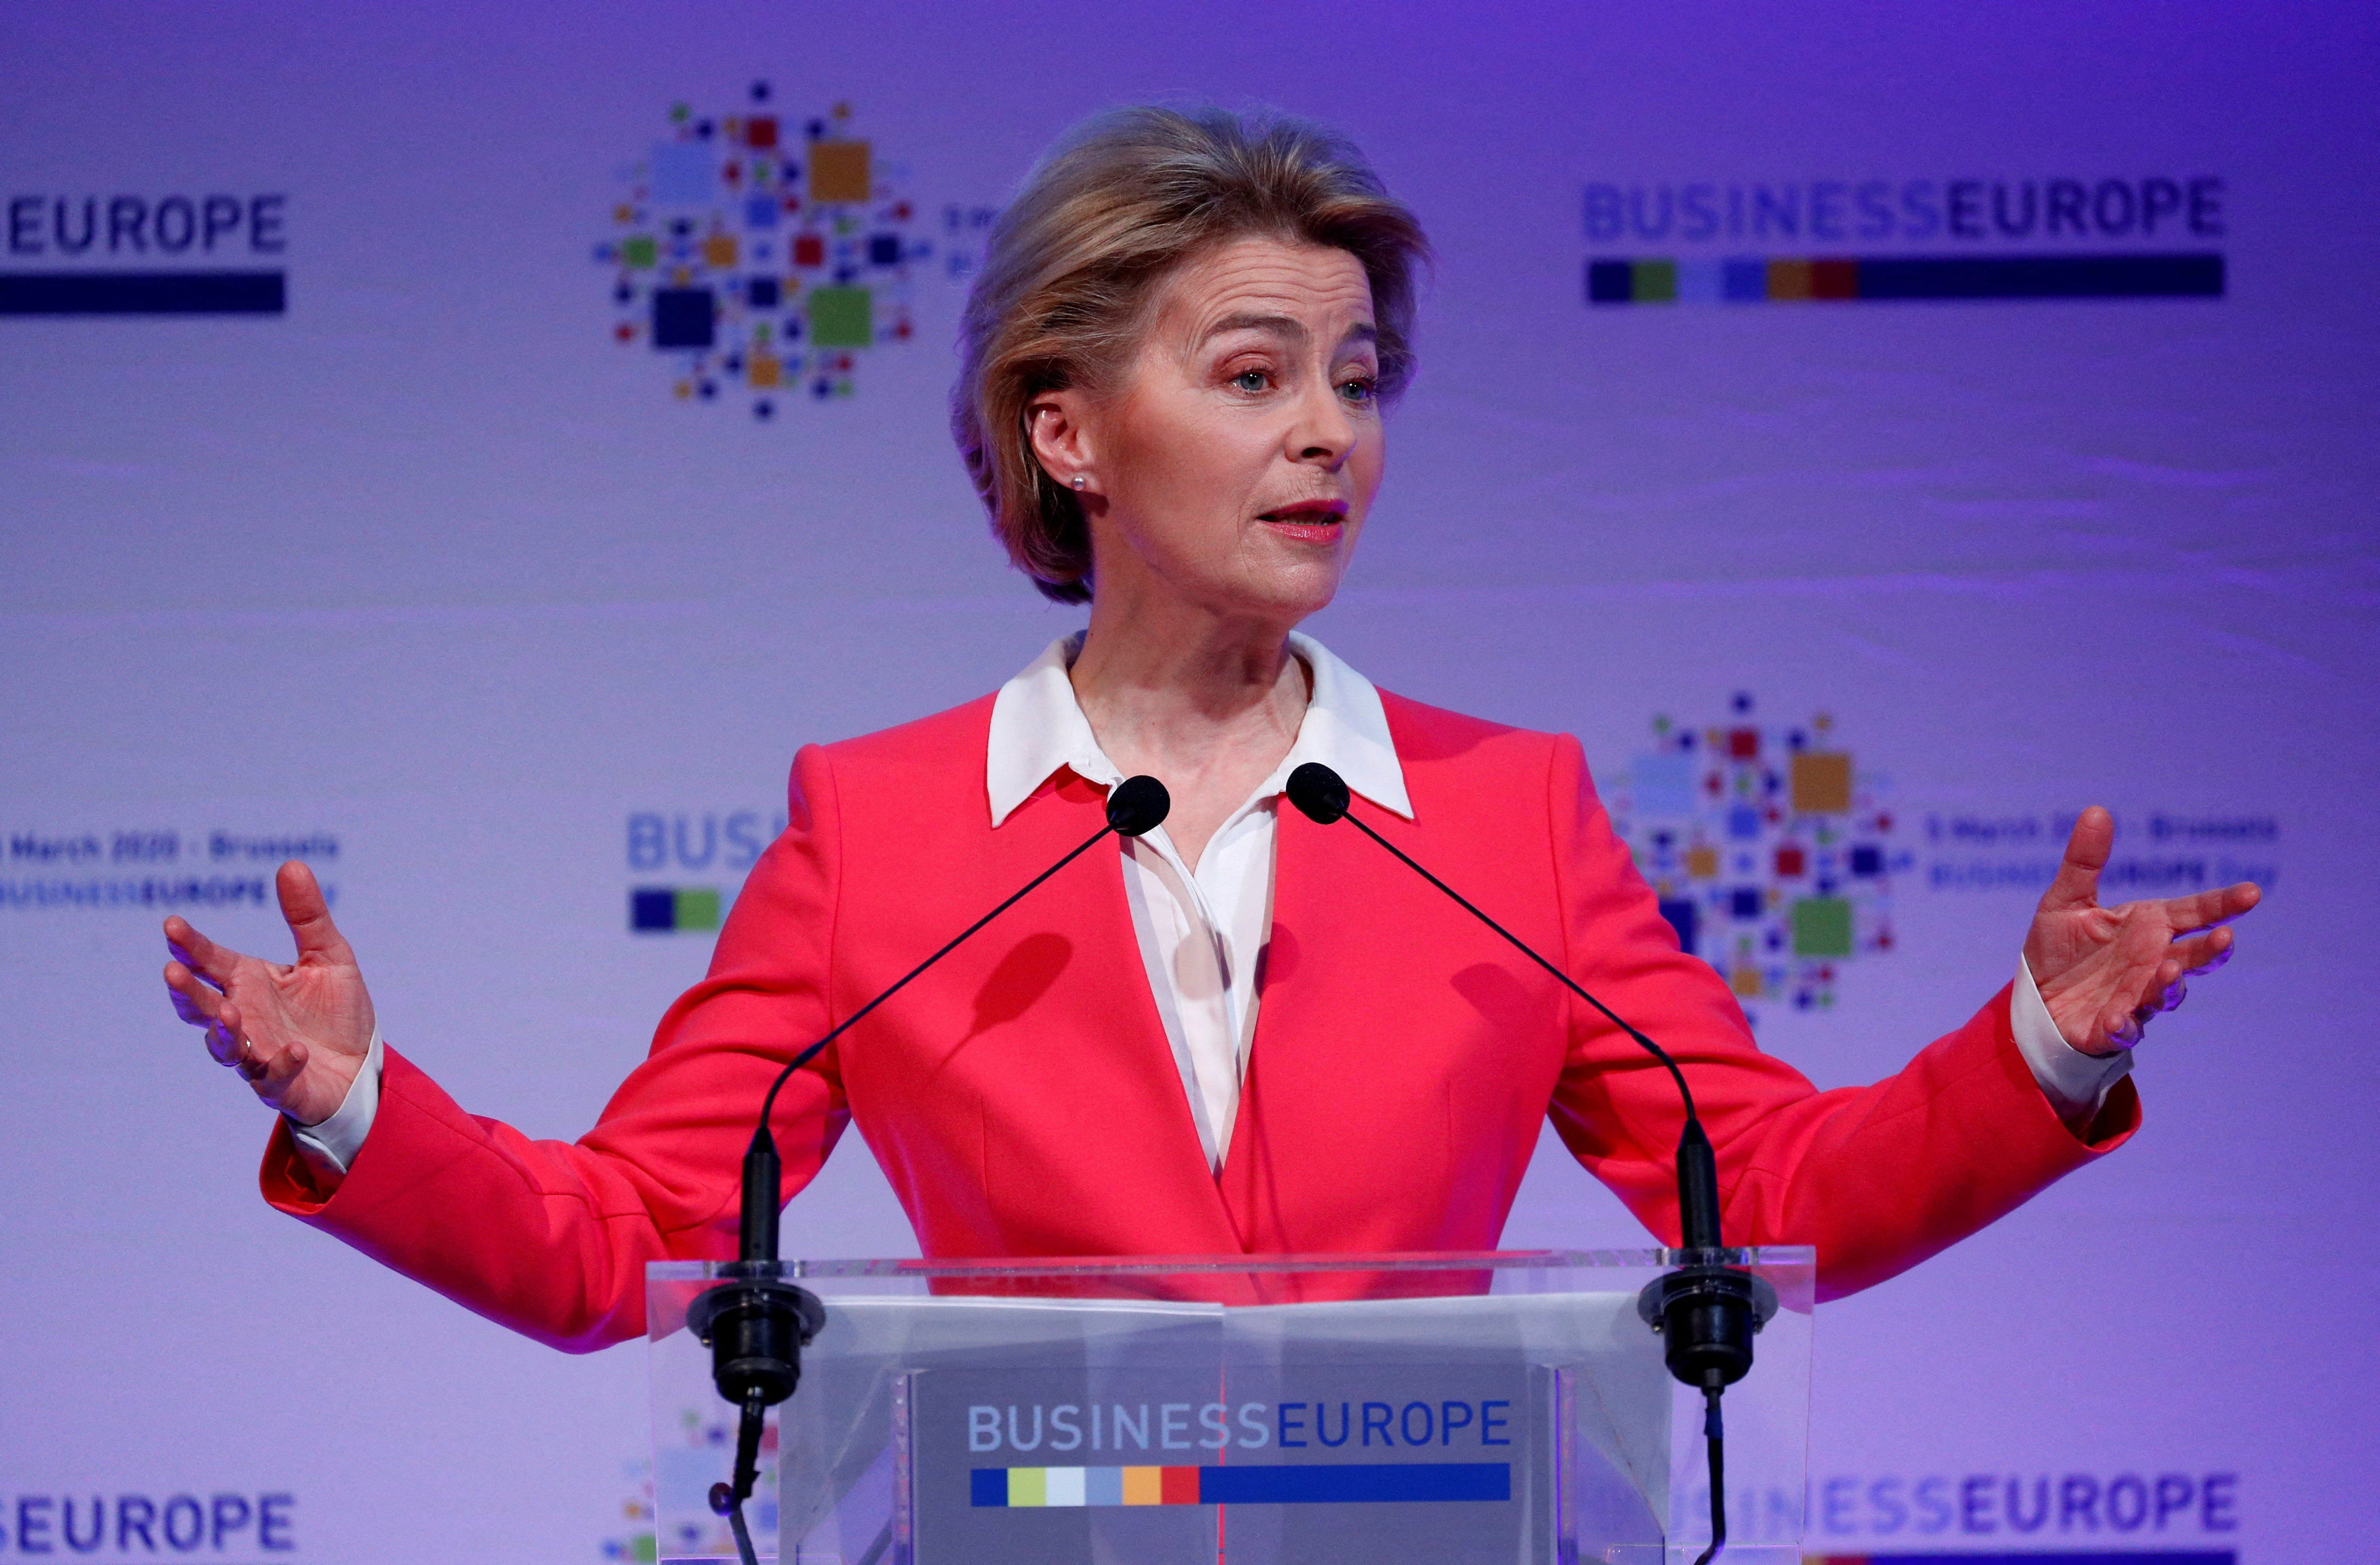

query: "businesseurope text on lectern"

left=648, top=1248, right=1813, bottom=1565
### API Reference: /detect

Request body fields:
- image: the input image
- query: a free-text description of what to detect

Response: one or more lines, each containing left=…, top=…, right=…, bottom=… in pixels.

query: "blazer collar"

left=984, top=630, right=1413, bottom=828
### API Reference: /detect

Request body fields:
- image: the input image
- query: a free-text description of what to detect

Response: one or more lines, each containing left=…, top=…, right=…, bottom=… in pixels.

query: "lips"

left=1257, top=500, right=1348, bottom=542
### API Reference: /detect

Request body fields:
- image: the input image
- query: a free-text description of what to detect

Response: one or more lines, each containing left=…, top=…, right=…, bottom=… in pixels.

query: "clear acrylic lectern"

left=649, top=1249, right=1811, bottom=1565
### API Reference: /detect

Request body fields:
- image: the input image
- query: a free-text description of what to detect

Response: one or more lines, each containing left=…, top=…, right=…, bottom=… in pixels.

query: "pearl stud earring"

left=1070, top=474, right=1087, bottom=491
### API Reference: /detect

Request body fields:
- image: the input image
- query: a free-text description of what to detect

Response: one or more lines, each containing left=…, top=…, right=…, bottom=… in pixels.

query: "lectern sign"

left=970, top=1460, right=1512, bottom=1507
left=913, top=1364, right=1533, bottom=1559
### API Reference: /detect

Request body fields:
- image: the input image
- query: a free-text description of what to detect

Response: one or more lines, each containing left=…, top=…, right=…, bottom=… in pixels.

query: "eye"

left=1338, top=375, right=1378, bottom=406
left=1231, top=368, right=1271, bottom=393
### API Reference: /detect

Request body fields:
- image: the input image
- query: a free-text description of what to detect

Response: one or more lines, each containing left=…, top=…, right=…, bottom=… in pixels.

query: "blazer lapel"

left=1216, top=800, right=1328, bottom=1247
left=995, top=773, right=1240, bottom=1247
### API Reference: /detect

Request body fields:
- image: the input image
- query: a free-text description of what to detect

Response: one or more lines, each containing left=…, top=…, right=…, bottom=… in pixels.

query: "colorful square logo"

left=598, top=88, right=922, bottom=417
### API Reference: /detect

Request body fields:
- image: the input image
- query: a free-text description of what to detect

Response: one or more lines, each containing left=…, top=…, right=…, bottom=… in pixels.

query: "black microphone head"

left=1107, top=775, right=1171, bottom=837
left=1286, top=762, right=1350, bottom=824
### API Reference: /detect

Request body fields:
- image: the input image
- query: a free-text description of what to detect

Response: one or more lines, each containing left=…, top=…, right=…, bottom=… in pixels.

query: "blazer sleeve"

left=1539, top=733, right=2139, bottom=1299
left=256, top=744, right=856, bottom=1351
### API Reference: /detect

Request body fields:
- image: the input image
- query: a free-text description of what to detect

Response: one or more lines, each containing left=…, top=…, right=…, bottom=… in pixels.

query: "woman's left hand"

left=2024, top=806, right=2261, bottom=1056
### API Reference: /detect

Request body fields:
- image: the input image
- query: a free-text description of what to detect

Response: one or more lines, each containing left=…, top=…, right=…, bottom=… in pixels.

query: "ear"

left=1025, top=388, right=1100, bottom=496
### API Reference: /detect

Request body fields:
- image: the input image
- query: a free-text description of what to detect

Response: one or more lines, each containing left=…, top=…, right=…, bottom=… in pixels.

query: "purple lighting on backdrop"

left=0, top=1, right=2372, bottom=1561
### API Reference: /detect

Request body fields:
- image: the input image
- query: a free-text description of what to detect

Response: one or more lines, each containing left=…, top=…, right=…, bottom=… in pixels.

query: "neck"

left=1068, top=585, right=1312, bottom=869
left=1070, top=602, right=1306, bottom=758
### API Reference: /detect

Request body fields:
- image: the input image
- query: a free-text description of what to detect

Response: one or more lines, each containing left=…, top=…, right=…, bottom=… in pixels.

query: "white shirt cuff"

left=288, top=1028, right=384, bottom=1175
left=2011, top=954, right=2132, bottom=1124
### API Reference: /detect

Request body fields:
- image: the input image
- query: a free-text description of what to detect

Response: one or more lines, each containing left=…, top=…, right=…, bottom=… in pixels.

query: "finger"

left=277, top=861, right=356, bottom=966
left=162, top=915, right=241, bottom=986
left=194, top=994, right=248, bottom=1055
left=198, top=1016, right=240, bottom=1065
left=2134, top=957, right=2187, bottom=1015
left=2039, top=806, right=2114, bottom=914
left=2169, top=925, right=2236, bottom=977
left=2157, top=880, right=2262, bottom=936
left=206, top=998, right=252, bottom=1066
left=164, top=962, right=229, bottom=1025
left=255, top=1039, right=310, bottom=1103
left=163, top=942, right=226, bottom=994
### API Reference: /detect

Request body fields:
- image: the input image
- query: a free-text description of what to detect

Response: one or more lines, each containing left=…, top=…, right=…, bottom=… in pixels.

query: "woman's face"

left=1043, top=236, right=1386, bottom=628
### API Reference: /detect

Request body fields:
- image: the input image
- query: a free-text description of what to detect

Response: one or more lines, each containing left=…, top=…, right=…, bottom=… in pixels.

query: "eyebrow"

left=1200, top=312, right=1379, bottom=350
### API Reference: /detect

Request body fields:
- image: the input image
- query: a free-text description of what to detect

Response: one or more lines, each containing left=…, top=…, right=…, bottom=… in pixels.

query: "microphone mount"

left=1285, top=761, right=1773, bottom=1564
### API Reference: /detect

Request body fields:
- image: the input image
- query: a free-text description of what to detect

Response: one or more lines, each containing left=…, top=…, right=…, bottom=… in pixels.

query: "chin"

left=1228, top=564, right=1343, bottom=624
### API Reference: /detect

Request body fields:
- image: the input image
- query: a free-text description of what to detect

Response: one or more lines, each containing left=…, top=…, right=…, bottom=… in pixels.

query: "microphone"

left=689, top=774, right=1171, bottom=1565
left=1284, top=761, right=1772, bottom=1565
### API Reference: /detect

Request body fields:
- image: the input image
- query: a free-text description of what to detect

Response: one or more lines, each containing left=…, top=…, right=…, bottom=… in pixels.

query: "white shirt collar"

left=985, top=630, right=1412, bottom=828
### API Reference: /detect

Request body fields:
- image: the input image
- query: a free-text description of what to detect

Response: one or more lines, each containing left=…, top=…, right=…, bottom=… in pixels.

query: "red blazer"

left=261, top=691, right=2137, bottom=1349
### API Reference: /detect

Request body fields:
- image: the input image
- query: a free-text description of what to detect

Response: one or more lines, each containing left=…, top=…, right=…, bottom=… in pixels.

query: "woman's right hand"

left=163, top=860, right=376, bottom=1127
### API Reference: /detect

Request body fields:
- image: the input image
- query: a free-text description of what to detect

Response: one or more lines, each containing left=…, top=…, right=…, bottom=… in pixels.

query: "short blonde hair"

left=951, top=105, right=1430, bottom=604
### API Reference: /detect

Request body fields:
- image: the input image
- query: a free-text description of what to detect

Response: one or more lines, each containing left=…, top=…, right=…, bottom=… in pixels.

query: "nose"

left=1286, top=376, right=1356, bottom=472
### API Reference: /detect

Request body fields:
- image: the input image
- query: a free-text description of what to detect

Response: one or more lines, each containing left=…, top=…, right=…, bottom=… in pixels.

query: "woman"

left=161, top=107, right=2254, bottom=1351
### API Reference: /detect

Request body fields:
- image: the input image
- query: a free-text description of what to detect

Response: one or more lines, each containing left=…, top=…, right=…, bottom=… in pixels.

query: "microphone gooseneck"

left=1284, top=760, right=1773, bottom=1563
left=691, top=775, right=1171, bottom=1565
left=1284, top=763, right=1706, bottom=1131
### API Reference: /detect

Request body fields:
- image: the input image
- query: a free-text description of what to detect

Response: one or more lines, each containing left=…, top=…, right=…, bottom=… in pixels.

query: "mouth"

left=1256, top=499, right=1349, bottom=544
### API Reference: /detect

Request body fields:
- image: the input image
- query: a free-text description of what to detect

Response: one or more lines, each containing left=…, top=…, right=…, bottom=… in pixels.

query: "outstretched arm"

left=161, top=749, right=855, bottom=1350
left=1543, top=737, right=2258, bottom=1298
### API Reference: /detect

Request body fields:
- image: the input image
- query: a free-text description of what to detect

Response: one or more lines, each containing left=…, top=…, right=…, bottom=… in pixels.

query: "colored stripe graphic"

left=629, top=886, right=722, bottom=932
left=972, top=1462, right=1511, bottom=1507
left=1804, top=1553, right=2235, bottom=1564
left=0, top=271, right=286, bottom=315
left=1587, top=252, right=2222, bottom=304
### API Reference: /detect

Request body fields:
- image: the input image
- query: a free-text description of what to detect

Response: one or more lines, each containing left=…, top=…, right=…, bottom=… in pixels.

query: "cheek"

left=1118, top=399, right=1254, bottom=504
left=1116, top=426, right=1261, bottom=566
left=1165, top=423, right=1276, bottom=530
